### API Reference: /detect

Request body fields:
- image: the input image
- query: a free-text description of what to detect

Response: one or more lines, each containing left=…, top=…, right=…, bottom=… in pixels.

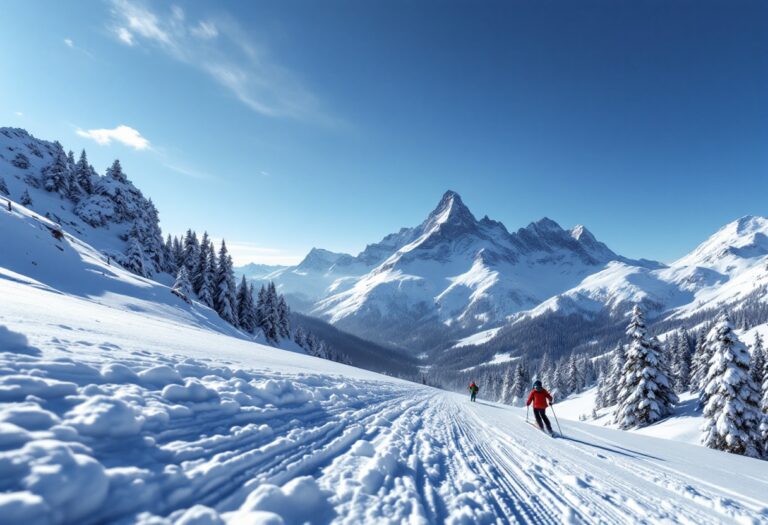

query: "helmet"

left=533, top=380, right=542, bottom=389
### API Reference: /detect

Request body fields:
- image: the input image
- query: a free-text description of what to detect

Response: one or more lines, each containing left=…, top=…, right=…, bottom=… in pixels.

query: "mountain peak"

left=423, top=190, right=477, bottom=229
left=527, top=217, right=564, bottom=233
left=732, top=215, right=768, bottom=235
left=570, top=224, right=595, bottom=242
left=296, top=248, right=351, bottom=271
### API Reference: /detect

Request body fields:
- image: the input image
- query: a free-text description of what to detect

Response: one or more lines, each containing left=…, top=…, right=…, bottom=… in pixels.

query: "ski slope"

left=2, top=202, right=768, bottom=524
left=2, top=272, right=768, bottom=525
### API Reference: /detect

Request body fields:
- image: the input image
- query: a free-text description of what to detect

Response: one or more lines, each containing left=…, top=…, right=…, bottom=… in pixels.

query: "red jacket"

left=526, top=388, right=553, bottom=409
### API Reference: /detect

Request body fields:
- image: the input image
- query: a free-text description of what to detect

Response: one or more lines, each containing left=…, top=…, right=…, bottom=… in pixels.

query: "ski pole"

left=550, top=403, right=563, bottom=436
left=526, top=404, right=529, bottom=423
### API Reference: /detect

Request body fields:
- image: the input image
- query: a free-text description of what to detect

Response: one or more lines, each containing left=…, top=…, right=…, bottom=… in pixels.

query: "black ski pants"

left=533, top=408, right=552, bottom=432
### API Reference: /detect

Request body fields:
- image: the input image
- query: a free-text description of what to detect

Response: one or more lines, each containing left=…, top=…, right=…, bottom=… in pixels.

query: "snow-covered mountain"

left=241, top=190, right=650, bottom=349
left=523, top=215, right=768, bottom=321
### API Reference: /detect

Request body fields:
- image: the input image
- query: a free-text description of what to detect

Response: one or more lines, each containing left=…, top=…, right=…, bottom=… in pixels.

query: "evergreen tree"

left=172, top=236, right=184, bottom=270
left=566, top=354, right=582, bottom=394
left=277, top=294, right=291, bottom=338
left=213, top=241, right=238, bottom=325
left=594, top=371, right=608, bottom=410
left=106, top=159, right=127, bottom=183
left=750, top=332, right=765, bottom=388
left=182, top=230, right=200, bottom=277
left=194, top=233, right=211, bottom=295
left=20, top=189, right=32, bottom=206
left=0, top=176, right=9, bottom=197
left=700, top=313, right=762, bottom=457
left=236, top=276, right=256, bottom=333
left=124, top=236, right=146, bottom=276
left=511, top=362, right=529, bottom=405
left=75, top=150, right=93, bottom=194
left=171, top=266, right=193, bottom=302
left=194, top=238, right=215, bottom=307
left=43, top=142, right=70, bottom=194
left=259, top=282, right=280, bottom=342
left=294, top=326, right=307, bottom=347
left=671, top=329, right=692, bottom=393
left=760, top=349, right=768, bottom=457
left=603, top=344, right=626, bottom=408
left=691, top=327, right=712, bottom=393
left=163, top=234, right=176, bottom=273
left=614, top=306, right=677, bottom=429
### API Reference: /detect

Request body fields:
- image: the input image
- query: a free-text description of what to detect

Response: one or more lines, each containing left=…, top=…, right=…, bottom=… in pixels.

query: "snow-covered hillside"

left=0, top=128, right=166, bottom=278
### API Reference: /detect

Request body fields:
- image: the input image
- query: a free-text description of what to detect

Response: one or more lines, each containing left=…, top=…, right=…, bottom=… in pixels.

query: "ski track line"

left=166, top=389, right=421, bottom=516
left=554, top=424, right=768, bottom=523
left=463, top=400, right=759, bottom=525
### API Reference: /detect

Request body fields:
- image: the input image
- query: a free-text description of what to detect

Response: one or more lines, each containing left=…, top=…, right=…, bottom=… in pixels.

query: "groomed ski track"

left=333, top=392, right=768, bottom=525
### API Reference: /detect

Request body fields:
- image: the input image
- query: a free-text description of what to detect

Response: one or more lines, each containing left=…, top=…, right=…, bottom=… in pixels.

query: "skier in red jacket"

left=526, top=380, right=554, bottom=434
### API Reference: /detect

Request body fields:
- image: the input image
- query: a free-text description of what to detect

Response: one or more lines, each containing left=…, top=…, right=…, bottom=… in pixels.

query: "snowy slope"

left=3, top=192, right=768, bottom=524
left=0, top=128, right=161, bottom=270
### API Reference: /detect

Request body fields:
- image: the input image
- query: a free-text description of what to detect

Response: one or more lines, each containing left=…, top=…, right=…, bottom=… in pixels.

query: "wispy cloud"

left=63, top=37, right=95, bottom=58
left=108, top=0, right=331, bottom=123
left=162, top=162, right=213, bottom=181
left=76, top=125, right=151, bottom=150
left=14, top=111, right=23, bottom=117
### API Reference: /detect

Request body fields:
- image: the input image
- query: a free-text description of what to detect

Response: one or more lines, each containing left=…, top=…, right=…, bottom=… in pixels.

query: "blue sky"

left=2, top=0, right=766, bottom=265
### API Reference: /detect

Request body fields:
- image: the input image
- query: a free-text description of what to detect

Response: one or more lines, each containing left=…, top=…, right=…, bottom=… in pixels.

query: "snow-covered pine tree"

left=691, top=326, right=712, bottom=393
left=0, top=176, right=9, bottom=197
left=141, top=199, right=165, bottom=274
left=213, top=241, right=238, bottom=325
left=750, top=332, right=765, bottom=388
left=20, top=189, right=32, bottom=206
left=163, top=234, right=176, bottom=273
left=294, top=325, right=307, bottom=347
left=760, top=350, right=768, bottom=457
left=700, top=313, right=762, bottom=457
left=671, top=329, right=693, bottom=393
left=566, top=354, right=582, bottom=394
left=499, top=365, right=514, bottom=404
left=614, top=306, right=677, bottom=429
left=172, top=236, right=184, bottom=270
left=602, top=345, right=625, bottom=408
left=124, top=236, right=146, bottom=277
left=106, top=159, right=127, bottom=183
left=512, top=363, right=529, bottom=406
left=182, top=230, right=200, bottom=277
left=594, top=371, right=608, bottom=410
left=172, top=266, right=193, bottom=303
left=236, top=275, right=256, bottom=333
left=551, top=359, right=568, bottom=398
left=261, top=282, right=280, bottom=342
left=277, top=295, right=291, bottom=339
left=66, top=150, right=76, bottom=173
left=194, top=240, right=215, bottom=307
left=193, top=233, right=211, bottom=295
left=75, top=150, right=93, bottom=194
left=43, top=142, right=70, bottom=195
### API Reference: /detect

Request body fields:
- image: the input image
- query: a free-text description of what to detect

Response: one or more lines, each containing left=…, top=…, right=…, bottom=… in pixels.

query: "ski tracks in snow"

left=2, top=346, right=768, bottom=524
